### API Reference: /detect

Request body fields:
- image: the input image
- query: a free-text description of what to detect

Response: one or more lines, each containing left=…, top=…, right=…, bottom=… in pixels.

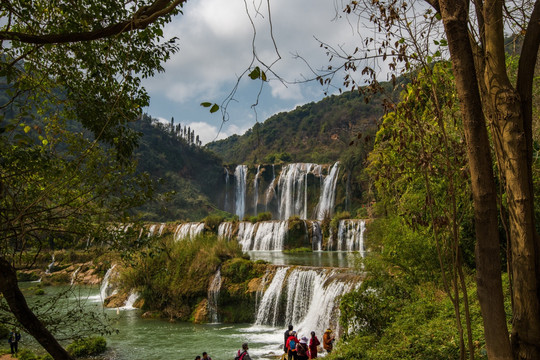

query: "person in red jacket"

left=286, top=330, right=300, bottom=360
left=309, top=331, right=321, bottom=358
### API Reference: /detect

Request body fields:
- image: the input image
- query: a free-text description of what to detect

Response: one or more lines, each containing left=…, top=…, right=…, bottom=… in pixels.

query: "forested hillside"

left=206, top=82, right=401, bottom=164
left=132, top=114, right=226, bottom=221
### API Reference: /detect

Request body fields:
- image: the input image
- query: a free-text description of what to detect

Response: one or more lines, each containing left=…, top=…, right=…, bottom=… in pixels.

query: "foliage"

left=121, top=234, right=245, bottom=320
left=66, top=336, right=107, bottom=357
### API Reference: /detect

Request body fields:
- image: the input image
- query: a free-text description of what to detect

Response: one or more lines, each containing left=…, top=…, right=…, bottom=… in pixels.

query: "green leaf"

left=249, top=67, right=261, bottom=80
left=24, top=125, right=31, bottom=133
left=200, top=102, right=212, bottom=107
left=210, top=104, right=219, bottom=113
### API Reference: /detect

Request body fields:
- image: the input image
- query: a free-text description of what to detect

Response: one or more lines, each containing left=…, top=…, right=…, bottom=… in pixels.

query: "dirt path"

left=0, top=355, right=14, bottom=360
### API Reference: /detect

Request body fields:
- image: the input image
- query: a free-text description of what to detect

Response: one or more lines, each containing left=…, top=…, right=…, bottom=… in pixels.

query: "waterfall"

left=224, top=168, right=230, bottom=213
left=158, top=223, right=166, bottom=236
left=45, top=254, right=55, bottom=274
left=100, top=265, right=117, bottom=301
left=278, top=163, right=316, bottom=220
left=121, top=291, right=139, bottom=310
left=311, top=221, right=323, bottom=251
left=236, top=221, right=288, bottom=251
left=235, top=165, right=248, bottom=219
left=255, top=267, right=289, bottom=326
left=208, top=268, right=223, bottom=323
left=254, top=266, right=360, bottom=337
left=316, top=162, right=340, bottom=220
left=147, top=224, right=157, bottom=237
left=218, top=222, right=234, bottom=240
left=174, top=222, right=205, bottom=241
left=70, top=266, right=81, bottom=285
left=265, top=165, right=276, bottom=212
left=336, top=220, right=366, bottom=254
left=253, top=165, right=261, bottom=215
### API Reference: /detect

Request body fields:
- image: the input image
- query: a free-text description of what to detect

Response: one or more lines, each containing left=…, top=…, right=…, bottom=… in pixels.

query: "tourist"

left=286, top=330, right=300, bottom=360
left=195, top=356, right=201, bottom=360
left=235, top=342, right=252, bottom=360
left=284, top=324, right=293, bottom=353
left=8, top=328, right=21, bottom=355
left=202, top=351, right=212, bottom=360
left=309, top=331, right=320, bottom=358
left=296, top=337, right=309, bottom=360
left=322, top=328, right=335, bottom=354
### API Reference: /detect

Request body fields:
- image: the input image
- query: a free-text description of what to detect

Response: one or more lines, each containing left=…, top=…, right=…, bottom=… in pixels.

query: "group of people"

left=194, top=351, right=213, bottom=360
left=283, top=325, right=335, bottom=360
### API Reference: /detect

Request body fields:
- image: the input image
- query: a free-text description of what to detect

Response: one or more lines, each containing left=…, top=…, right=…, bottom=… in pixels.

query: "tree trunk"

left=437, top=1, right=513, bottom=358
left=0, top=257, right=75, bottom=360
left=483, top=1, right=540, bottom=358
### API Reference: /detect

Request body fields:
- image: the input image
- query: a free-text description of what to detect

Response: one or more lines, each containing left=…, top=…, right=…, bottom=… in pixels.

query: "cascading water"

left=147, top=224, right=157, bottom=237
left=253, top=165, right=261, bottom=215
left=100, top=265, right=117, bottom=301
left=255, top=267, right=289, bottom=326
left=336, top=220, right=366, bottom=254
left=70, top=266, right=81, bottom=285
left=311, top=221, right=323, bottom=251
left=316, top=162, right=340, bottom=220
left=207, top=267, right=223, bottom=323
left=235, top=165, right=248, bottom=219
left=278, top=163, right=315, bottom=220
left=158, top=223, right=166, bottom=236
left=45, top=254, right=55, bottom=274
left=255, top=266, right=360, bottom=337
left=234, top=221, right=289, bottom=251
left=121, top=291, right=139, bottom=310
left=174, top=222, right=205, bottom=241
left=265, top=165, right=276, bottom=212
left=217, top=222, right=234, bottom=240
left=224, top=168, right=230, bottom=213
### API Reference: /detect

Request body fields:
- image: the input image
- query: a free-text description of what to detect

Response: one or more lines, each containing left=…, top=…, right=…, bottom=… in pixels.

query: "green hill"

left=206, top=83, right=400, bottom=164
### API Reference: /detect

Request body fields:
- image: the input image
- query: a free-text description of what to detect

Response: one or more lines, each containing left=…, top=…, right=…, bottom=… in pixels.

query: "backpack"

left=235, top=350, right=246, bottom=360
left=289, top=338, right=297, bottom=351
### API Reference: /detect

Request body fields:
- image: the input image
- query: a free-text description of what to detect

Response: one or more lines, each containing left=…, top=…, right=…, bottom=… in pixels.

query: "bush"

left=203, top=214, right=225, bottom=232
left=34, top=289, right=45, bottom=296
left=18, top=349, right=37, bottom=360
left=66, top=336, right=107, bottom=357
left=0, top=324, right=9, bottom=339
left=256, top=212, right=272, bottom=222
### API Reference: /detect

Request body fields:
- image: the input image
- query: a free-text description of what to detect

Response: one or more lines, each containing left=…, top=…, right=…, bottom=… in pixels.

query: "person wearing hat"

left=296, top=336, right=309, bottom=360
left=235, top=342, right=252, bottom=360
left=322, top=328, right=335, bottom=353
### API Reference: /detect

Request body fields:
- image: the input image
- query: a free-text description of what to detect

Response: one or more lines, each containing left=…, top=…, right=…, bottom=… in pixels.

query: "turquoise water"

left=20, top=284, right=301, bottom=360
left=247, top=250, right=360, bottom=268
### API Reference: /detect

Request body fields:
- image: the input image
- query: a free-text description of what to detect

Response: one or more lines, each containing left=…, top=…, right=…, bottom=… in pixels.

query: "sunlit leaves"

left=200, top=102, right=220, bottom=113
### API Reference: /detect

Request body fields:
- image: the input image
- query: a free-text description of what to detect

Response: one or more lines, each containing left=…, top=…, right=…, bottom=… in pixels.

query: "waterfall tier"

left=222, top=162, right=341, bottom=220
left=255, top=266, right=361, bottom=337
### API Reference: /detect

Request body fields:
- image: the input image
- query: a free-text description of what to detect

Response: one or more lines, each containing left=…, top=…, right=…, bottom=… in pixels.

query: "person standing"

left=235, top=342, right=252, bottom=360
left=8, top=329, right=21, bottom=356
left=284, top=324, right=293, bottom=353
left=296, top=337, right=309, bottom=360
left=309, top=331, right=320, bottom=358
left=322, top=328, right=335, bottom=354
left=286, top=330, right=300, bottom=360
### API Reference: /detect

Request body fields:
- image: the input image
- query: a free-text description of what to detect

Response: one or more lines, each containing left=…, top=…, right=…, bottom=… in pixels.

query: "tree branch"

left=0, top=0, right=186, bottom=44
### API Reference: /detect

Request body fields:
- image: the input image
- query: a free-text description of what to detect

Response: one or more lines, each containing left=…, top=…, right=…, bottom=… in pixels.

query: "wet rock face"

left=193, top=298, right=209, bottom=324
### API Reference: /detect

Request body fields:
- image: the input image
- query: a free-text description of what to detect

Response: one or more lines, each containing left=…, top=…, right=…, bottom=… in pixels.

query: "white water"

left=316, top=162, right=340, bottom=220
left=70, top=266, right=81, bottom=285
left=253, top=165, right=261, bottom=215
left=147, top=224, right=157, bottom=237
left=265, top=165, right=276, bottom=212
left=235, top=165, right=248, bottom=219
left=311, top=221, right=323, bottom=251
left=255, top=267, right=289, bottom=326
left=100, top=265, right=117, bottom=301
left=173, top=222, right=205, bottom=241
left=235, top=221, right=289, bottom=251
left=255, top=266, right=359, bottom=338
left=217, top=222, right=234, bottom=240
left=224, top=168, right=230, bottom=213
left=158, top=223, right=166, bottom=236
left=208, top=267, right=223, bottom=323
left=336, top=219, right=366, bottom=254
left=120, top=291, right=139, bottom=310
left=278, top=163, right=315, bottom=220
left=45, top=254, right=55, bottom=274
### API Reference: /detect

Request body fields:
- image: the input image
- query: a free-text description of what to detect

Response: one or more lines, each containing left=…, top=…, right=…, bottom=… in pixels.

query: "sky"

left=142, top=0, right=376, bottom=144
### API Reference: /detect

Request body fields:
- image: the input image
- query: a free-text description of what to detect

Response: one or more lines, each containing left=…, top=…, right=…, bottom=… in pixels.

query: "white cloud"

left=186, top=121, right=252, bottom=145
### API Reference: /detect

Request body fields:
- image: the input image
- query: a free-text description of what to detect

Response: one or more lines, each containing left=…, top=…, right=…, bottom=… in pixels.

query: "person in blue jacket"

left=8, top=329, right=21, bottom=355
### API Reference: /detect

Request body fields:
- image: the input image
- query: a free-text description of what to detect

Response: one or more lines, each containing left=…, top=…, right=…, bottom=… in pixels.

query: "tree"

left=1, top=1, right=185, bottom=359
left=336, top=1, right=539, bottom=358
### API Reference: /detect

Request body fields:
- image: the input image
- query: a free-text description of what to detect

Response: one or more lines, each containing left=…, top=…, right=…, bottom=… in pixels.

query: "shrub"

left=203, top=214, right=225, bottom=232
left=18, top=349, right=37, bottom=360
left=256, top=212, right=272, bottom=222
left=34, top=289, right=45, bottom=296
left=66, top=336, right=107, bottom=357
